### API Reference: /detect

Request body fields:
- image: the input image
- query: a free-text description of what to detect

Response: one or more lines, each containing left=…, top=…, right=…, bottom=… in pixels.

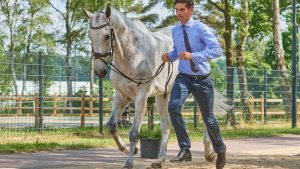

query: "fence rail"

left=1, top=96, right=299, bottom=116
left=0, top=95, right=112, bottom=115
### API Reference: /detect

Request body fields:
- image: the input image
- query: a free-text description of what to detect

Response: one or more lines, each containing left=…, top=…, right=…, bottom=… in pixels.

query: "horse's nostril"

left=94, top=70, right=107, bottom=78
left=94, top=70, right=100, bottom=78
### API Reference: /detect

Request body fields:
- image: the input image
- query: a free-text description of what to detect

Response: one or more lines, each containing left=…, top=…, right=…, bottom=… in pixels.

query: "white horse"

left=83, top=6, right=215, bottom=169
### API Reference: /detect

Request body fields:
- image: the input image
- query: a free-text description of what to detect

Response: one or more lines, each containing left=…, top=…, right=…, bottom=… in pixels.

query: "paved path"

left=1, top=135, right=300, bottom=169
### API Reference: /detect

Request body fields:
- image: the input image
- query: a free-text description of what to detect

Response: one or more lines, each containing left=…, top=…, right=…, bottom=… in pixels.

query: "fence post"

left=193, top=97, right=198, bottom=128
left=264, top=69, right=267, bottom=124
left=38, top=51, right=44, bottom=133
left=81, top=94, right=85, bottom=127
left=89, top=96, right=93, bottom=115
left=147, top=97, right=155, bottom=131
left=34, top=94, right=39, bottom=128
left=99, top=79, right=103, bottom=134
left=52, top=93, right=57, bottom=115
left=17, top=95, right=22, bottom=115
left=261, top=95, right=264, bottom=124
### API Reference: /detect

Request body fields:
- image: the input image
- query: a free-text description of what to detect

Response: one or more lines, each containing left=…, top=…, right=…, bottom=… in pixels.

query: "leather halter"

left=90, top=21, right=115, bottom=62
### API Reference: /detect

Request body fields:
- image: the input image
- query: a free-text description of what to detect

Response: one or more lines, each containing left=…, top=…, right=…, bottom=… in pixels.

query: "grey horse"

left=83, top=6, right=215, bottom=169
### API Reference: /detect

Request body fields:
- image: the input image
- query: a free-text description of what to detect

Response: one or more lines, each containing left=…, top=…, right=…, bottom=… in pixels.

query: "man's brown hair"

left=174, top=0, right=194, bottom=8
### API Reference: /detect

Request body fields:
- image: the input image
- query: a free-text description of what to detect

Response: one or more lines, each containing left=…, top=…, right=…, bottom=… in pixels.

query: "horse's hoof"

left=125, top=144, right=138, bottom=155
left=134, top=146, right=138, bottom=155
left=205, top=152, right=215, bottom=162
left=122, top=160, right=133, bottom=169
left=151, top=162, right=162, bottom=168
left=118, top=146, right=127, bottom=153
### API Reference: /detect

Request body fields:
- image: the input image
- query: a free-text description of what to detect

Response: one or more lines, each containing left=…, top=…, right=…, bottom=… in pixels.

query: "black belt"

left=179, top=72, right=211, bottom=80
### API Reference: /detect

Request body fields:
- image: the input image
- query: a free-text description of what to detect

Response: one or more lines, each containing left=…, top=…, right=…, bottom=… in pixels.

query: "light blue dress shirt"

left=168, top=18, right=223, bottom=75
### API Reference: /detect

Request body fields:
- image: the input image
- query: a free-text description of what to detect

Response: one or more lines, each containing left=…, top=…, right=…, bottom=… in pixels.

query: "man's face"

left=175, top=3, right=193, bottom=24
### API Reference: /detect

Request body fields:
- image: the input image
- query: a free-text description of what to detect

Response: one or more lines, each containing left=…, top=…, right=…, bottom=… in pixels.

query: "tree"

left=272, top=0, right=291, bottom=117
left=0, top=46, right=12, bottom=96
left=17, top=0, right=54, bottom=96
left=46, top=0, right=99, bottom=113
left=0, top=0, right=23, bottom=96
left=206, top=0, right=236, bottom=125
left=235, top=0, right=254, bottom=123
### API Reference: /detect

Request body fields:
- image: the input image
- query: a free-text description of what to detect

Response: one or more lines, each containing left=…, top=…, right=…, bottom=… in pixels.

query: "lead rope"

left=164, top=62, right=173, bottom=99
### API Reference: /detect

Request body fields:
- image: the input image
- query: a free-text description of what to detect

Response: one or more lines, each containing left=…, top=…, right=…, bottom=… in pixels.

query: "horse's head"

left=83, top=6, right=113, bottom=78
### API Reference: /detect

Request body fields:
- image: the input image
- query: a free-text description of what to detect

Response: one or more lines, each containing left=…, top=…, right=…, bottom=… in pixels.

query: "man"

left=161, top=0, right=226, bottom=168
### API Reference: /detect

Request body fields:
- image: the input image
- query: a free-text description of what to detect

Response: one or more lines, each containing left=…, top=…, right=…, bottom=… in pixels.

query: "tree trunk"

left=65, top=0, right=73, bottom=114
left=223, top=0, right=235, bottom=126
left=22, top=63, right=27, bottom=96
left=272, top=0, right=291, bottom=119
left=236, top=0, right=254, bottom=123
left=9, top=53, right=18, bottom=96
left=8, top=14, right=18, bottom=96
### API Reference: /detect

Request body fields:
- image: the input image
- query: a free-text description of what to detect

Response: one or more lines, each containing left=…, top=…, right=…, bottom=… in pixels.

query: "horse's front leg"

left=123, top=93, right=148, bottom=169
left=151, top=95, right=171, bottom=168
left=107, top=92, right=132, bottom=154
left=203, top=125, right=215, bottom=162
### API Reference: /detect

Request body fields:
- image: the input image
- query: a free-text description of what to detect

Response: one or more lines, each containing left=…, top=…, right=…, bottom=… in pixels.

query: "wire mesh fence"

left=0, top=51, right=299, bottom=137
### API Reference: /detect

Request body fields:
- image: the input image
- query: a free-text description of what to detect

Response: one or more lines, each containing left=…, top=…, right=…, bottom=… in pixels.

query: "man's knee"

left=203, top=114, right=218, bottom=127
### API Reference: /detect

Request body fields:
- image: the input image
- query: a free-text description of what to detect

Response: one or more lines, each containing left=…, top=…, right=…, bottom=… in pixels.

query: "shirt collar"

left=180, top=17, right=194, bottom=28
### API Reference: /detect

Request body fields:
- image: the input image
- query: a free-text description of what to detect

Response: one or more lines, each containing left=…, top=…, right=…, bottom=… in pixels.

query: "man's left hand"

left=179, top=52, right=192, bottom=60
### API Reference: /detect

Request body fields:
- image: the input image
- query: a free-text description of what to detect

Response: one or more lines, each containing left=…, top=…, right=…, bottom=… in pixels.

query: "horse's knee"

left=129, top=130, right=139, bottom=143
left=107, top=120, right=117, bottom=134
left=168, top=100, right=181, bottom=114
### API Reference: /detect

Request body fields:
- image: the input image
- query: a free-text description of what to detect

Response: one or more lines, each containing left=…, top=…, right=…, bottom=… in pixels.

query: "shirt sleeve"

left=192, top=26, right=223, bottom=63
left=168, top=31, right=179, bottom=62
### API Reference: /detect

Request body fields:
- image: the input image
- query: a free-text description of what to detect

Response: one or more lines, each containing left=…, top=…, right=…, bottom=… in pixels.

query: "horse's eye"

left=105, top=34, right=111, bottom=40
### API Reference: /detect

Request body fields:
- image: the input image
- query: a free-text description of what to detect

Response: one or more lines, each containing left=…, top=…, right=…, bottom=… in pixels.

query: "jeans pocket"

left=203, top=77, right=213, bottom=89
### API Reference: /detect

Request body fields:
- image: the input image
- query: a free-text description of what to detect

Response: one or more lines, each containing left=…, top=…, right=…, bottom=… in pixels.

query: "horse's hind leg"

left=123, top=93, right=148, bottom=169
left=151, top=95, right=171, bottom=168
left=107, top=92, right=131, bottom=154
left=203, top=125, right=215, bottom=162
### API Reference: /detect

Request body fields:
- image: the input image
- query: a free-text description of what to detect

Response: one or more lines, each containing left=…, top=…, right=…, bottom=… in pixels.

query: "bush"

left=140, top=124, right=161, bottom=139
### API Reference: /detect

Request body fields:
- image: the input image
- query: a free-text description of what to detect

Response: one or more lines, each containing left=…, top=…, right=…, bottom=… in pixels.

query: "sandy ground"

left=150, top=154, right=300, bottom=169
left=0, top=135, right=300, bottom=169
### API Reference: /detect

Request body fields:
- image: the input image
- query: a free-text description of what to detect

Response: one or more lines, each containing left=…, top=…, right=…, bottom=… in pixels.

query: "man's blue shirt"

left=168, top=18, right=223, bottom=75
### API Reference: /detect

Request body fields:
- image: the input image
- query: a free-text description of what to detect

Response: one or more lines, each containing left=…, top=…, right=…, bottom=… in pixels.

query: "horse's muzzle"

left=95, top=69, right=107, bottom=78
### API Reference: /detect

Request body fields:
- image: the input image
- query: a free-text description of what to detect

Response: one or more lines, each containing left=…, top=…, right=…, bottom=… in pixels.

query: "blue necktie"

left=182, top=25, right=198, bottom=73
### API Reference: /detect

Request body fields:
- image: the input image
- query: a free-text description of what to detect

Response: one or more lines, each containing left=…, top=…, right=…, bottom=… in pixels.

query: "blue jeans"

left=168, top=73, right=225, bottom=153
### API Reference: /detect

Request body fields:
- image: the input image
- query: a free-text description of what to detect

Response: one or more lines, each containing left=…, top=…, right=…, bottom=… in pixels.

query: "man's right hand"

left=161, top=53, right=170, bottom=62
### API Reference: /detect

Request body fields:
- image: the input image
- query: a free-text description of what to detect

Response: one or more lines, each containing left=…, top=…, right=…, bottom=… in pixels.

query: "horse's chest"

left=113, top=79, right=138, bottom=97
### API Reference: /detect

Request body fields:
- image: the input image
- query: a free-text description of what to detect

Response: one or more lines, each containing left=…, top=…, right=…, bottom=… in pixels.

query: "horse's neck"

left=111, top=11, right=146, bottom=71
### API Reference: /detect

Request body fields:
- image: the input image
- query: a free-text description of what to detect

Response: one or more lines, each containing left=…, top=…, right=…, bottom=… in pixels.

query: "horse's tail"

left=214, top=90, right=233, bottom=115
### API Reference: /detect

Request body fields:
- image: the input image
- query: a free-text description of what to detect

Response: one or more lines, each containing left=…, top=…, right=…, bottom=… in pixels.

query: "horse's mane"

left=95, top=8, right=153, bottom=34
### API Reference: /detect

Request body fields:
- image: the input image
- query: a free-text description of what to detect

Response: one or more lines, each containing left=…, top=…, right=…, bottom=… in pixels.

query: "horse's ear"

left=82, top=8, right=93, bottom=20
left=105, top=6, right=111, bottom=19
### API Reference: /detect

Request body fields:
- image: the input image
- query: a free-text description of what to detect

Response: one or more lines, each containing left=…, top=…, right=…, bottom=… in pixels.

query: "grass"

left=1, top=123, right=300, bottom=154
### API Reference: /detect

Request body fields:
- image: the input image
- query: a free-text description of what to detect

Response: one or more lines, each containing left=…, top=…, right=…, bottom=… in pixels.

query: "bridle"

left=89, top=14, right=173, bottom=98
left=90, top=20, right=115, bottom=65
